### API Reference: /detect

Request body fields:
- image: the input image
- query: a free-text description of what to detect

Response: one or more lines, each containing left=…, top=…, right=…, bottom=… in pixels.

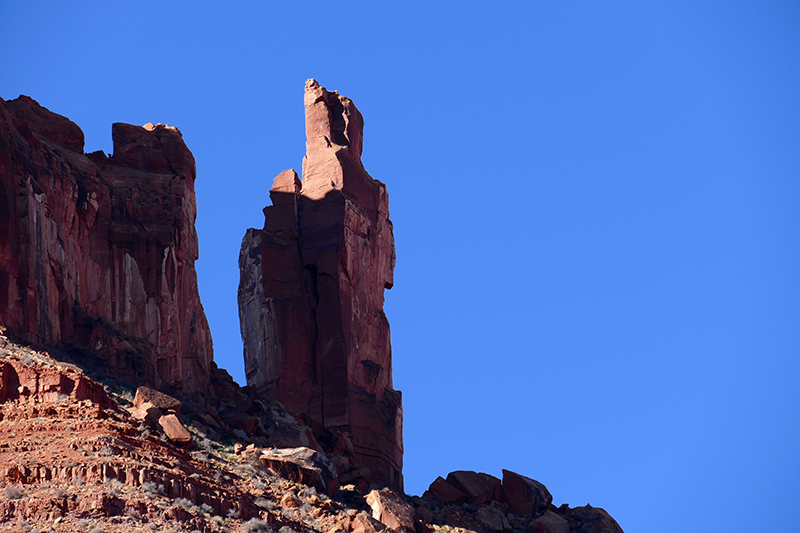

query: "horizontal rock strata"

left=0, top=337, right=247, bottom=520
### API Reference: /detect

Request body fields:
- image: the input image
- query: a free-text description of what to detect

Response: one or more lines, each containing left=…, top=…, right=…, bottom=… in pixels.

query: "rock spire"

left=239, top=79, right=402, bottom=489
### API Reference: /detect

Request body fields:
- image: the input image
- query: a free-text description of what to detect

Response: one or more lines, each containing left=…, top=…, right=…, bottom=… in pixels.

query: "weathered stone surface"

left=126, top=401, right=163, bottom=425
left=366, top=489, right=415, bottom=533
left=446, top=471, right=502, bottom=504
left=4, top=95, right=84, bottom=153
left=529, top=511, right=569, bottom=533
left=0, top=95, right=213, bottom=398
left=259, top=446, right=339, bottom=494
left=501, top=470, right=552, bottom=516
left=0, top=354, right=111, bottom=407
left=261, top=401, right=319, bottom=449
left=158, top=414, right=192, bottom=443
left=556, top=505, right=624, bottom=533
left=133, top=386, right=182, bottom=413
left=239, top=79, right=402, bottom=489
left=426, top=476, right=468, bottom=504
left=348, top=511, right=389, bottom=533
left=476, top=506, right=511, bottom=532
left=414, top=504, right=433, bottom=525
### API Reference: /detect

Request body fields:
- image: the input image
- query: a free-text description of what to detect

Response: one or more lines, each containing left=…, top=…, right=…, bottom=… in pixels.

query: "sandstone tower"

left=239, top=80, right=403, bottom=490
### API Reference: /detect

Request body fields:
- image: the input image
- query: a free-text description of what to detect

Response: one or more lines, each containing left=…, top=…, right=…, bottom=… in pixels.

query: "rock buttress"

left=239, top=80, right=402, bottom=490
left=0, top=95, right=213, bottom=399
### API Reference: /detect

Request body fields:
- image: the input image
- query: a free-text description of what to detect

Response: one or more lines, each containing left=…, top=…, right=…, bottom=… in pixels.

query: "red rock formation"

left=258, top=447, right=339, bottom=495
left=0, top=334, right=256, bottom=523
left=158, top=413, right=192, bottom=443
left=501, top=469, right=552, bottom=515
left=239, top=79, right=402, bottom=489
left=0, top=96, right=212, bottom=398
left=418, top=470, right=624, bottom=533
left=446, top=471, right=502, bottom=504
left=556, top=505, right=624, bottom=533
left=0, top=350, right=111, bottom=408
left=365, top=489, right=416, bottom=533
left=423, top=476, right=468, bottom=504
left=133, top=385, right=183, bottom=413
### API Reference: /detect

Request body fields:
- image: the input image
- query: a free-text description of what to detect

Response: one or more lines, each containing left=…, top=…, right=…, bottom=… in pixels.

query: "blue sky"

left=2, top=2, right=799, bottom=531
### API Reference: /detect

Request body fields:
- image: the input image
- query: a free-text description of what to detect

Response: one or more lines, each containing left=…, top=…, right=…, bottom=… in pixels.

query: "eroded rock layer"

left=239, top=80, right=402, bottom=490
left=0, top=96, right=212, bottom=398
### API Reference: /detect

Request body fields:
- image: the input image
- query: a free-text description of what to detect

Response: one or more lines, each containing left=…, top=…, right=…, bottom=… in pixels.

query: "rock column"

left=239, top=80, right=402, bottom=490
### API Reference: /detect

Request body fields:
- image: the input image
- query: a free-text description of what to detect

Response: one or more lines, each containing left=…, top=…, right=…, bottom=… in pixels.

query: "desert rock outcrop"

left=0, top=96, right=212, bottom=398
left=420, top=469, right=623, bottom=533
left=239, top=80, right=402, bottom=489
left=258, top=446, right=339, bottom=495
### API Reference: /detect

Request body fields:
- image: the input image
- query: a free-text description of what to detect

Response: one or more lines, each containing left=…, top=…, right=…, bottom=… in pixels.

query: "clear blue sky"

left=3, top=2, right=799, bottom=531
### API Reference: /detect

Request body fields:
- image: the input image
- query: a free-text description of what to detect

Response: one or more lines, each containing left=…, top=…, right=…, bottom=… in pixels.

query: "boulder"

left=501, top=470, right=552, bottom=516
left=133, top=386, right=182, bottom=413
left=349, top=512, right=389, bottom=533
left=529, top=511, right=569, bottom=533
left=127, top=401, right=163, bottom=425
left=238, top=79, right=402, bottom=490
left=557, top=505, right=624, bottom=533
left=259, top=446, right=339, bottom=495
left=476, top=506, right=511, bottom=532
left=158, top=414, right=192, bottom=443
left=426, top=476, right=468, bottom=504
left=446, top=470, right=502, bottom=504
left=366, top=489, right=416, bottom=533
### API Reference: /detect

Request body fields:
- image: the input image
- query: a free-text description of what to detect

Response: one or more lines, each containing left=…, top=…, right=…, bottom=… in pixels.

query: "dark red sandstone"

left=0, top=96, right=212, bottom=398
left=239, top=79, right=402, bottom=490
left=0, top=89, right=625, bottom=533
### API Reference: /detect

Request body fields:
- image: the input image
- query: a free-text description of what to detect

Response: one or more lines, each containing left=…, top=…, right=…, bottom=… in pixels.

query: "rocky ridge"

left=0, top=330, right=622, bottom=533
left=0, top=88, right=624, bottom=532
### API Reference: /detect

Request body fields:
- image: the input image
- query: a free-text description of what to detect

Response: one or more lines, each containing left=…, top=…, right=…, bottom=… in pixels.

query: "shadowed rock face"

left=239, top=79, right=402, bottom=490
left=0, top=95, right=213, bottom=398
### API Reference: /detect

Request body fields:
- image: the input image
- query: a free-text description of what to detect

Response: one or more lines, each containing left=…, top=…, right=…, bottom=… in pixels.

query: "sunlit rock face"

left=0, top=95, right=213, bottom=398
left=239, top=80, right=403, bottom=490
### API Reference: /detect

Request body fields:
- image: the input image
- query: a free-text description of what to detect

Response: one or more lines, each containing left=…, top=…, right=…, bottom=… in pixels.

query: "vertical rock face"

left=239, top=80, right=402, bottom=489
left=0, top=95, right=212, bottom=398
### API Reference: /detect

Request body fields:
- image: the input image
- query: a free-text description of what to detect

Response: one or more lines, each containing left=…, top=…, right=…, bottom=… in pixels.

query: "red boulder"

left=501, top=469, right=552, bottom=515
left=446, top=470, right=502, bottom=504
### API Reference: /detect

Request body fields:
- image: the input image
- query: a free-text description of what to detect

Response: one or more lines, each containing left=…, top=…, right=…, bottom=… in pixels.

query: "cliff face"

left=239, top=80, right=402, bottom=490
left=0, top=90, right=626, bottom=533
left=0, top=96, right=212, bottom=398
